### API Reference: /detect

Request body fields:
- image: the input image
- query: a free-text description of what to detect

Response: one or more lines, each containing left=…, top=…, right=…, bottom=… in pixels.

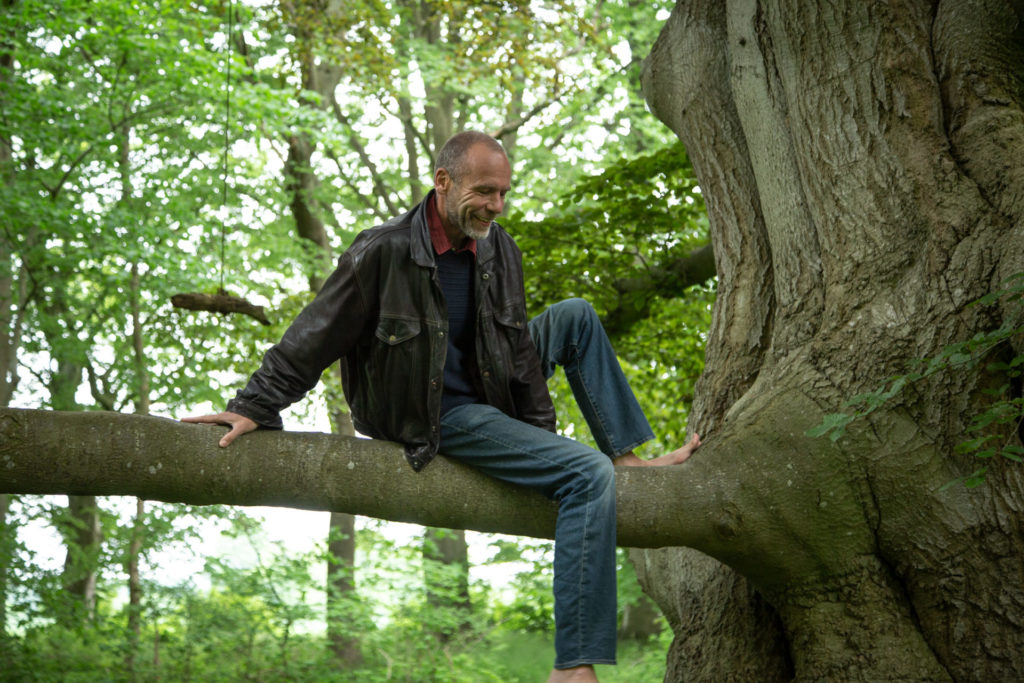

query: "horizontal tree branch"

left=0, top=408, right=700, bottom=548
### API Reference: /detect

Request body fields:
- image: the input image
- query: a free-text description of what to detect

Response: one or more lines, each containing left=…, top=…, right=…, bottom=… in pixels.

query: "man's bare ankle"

left=613, top=452, right=650, bottom=467
left=547, top=664, right=598, bottom=682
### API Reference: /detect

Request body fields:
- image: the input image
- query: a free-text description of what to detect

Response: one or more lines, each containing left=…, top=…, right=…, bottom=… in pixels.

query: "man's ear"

left=434, top=167, right=450, bottom=194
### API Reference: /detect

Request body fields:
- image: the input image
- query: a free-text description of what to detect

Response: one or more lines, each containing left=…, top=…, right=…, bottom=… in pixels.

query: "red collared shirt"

left=427, top=194, right=477, bottom=257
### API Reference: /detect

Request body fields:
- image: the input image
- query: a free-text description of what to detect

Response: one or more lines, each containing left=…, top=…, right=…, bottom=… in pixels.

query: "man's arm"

left=502, top=243, right=556, bottom=431
left=184, top=250, right=371, bottom=444
left=509, top=322, right=557, bottom=432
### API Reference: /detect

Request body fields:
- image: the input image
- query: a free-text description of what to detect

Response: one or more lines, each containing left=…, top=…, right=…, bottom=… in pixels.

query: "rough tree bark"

left=636, top=1, right=1024, bottom=680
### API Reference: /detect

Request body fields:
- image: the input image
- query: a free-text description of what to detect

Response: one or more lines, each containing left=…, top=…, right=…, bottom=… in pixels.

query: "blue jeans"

left=439, top=298, right=654, bottom=668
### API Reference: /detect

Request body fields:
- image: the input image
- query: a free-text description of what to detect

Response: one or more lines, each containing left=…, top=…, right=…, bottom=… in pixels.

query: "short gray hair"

left=434, top=131, right=506, bottom=184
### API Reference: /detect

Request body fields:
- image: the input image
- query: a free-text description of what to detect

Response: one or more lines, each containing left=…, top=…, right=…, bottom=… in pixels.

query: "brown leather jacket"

left=226, top=192, right=556, bottom=471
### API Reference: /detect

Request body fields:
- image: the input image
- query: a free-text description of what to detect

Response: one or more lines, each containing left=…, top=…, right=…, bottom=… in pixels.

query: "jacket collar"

left=410, top=190, right=495, bottom=267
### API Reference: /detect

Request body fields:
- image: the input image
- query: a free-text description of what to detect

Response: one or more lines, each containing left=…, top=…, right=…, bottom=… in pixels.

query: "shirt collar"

left=428, top=193, right=477, bottom=257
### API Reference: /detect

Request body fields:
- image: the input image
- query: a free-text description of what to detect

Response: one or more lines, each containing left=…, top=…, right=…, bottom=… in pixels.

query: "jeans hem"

left=554, top=658, right=617, bottom=669
left=611, top=433, right=655, bottom=459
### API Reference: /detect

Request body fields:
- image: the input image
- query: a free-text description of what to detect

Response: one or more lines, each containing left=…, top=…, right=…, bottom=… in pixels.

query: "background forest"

left=0, top=1, right=713, bottom=680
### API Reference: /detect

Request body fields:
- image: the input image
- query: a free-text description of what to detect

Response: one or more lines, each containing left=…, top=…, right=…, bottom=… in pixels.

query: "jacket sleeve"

left=509, top=320, right=557, bottom=432
left=226, top=251, right=370, bottom=428
left=502, top=241, right=556, bottom=432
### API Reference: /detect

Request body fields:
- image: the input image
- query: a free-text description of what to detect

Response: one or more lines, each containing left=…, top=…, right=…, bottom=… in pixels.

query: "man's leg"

left=440, top=403, right=617, bottom=673
left=529, top=298, right=700, bottom=465
left=528, top=298, right=653, bottom=457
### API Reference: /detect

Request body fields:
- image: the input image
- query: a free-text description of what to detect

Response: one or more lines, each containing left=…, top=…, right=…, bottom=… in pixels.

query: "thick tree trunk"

left=638, top=1, right=1024, bottom=680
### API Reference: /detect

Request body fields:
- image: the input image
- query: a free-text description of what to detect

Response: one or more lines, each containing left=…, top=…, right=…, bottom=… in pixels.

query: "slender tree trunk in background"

left=286, top=130, right=363, bottom=667
left=61, top=493, right=101, bottom=619
left=0, top=1, right=23, bottom=641
left=0, top=206, right=12, bottom=646
left=326, top=410, right=361, bottom=666
left=125, top=256, right=150, bottom=678
left=423, top=527, right=471, bottom=641
left=406, top=0, right=454, bottom=155
left=637, top=1, right=1024, bottom=680
left=47, top=352, right=102, bottom=620
left=125, top=498, right=145, bottom=676
left=617, top=594, right=663, bottom=642
left=280, top=9, right=362, bottom=661
left=326, top=510, right=359, bottom=664
left=398, top=95, right=424, bottom=205
left=0, top=493, right=9, bottom=645
left=0, top=248, right=21, bottom=410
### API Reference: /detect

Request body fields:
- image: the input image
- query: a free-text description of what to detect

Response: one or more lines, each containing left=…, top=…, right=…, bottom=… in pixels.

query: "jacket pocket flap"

left=494, top=305, right=526, bottom=330
left=375, top=318, right=422, bottom=345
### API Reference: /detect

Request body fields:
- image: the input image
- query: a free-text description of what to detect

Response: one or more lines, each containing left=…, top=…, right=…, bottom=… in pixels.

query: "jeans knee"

left=557, top=452, right=614, bottom=504
left=552, top=297, right=598, bottom=331
left=588, top=456, right=615, bottom=496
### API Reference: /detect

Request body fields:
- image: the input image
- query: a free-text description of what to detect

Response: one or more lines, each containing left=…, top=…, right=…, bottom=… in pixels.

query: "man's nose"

left=487, top=193, right=504, bottom=214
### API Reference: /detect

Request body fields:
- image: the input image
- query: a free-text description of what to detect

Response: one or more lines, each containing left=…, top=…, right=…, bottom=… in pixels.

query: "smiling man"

left=184, top=131, right=698, bottom=682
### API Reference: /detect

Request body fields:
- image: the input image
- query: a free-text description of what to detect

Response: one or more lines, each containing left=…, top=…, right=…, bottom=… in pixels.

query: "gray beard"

left=449, top=207, right=491, bottom=241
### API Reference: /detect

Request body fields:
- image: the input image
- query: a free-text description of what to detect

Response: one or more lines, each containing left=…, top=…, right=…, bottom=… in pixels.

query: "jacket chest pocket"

left=490, top=305, right=527, bottom=364
left=370, top=317, right=426, bottom=391
left=375, top=317, right=422, bottom=346
left=494, top=305, right=526, bottom=336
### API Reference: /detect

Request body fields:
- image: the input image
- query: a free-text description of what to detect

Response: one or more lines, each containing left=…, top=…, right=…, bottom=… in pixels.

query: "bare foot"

left=547, top=665, right=598, bottom=682
left=614, top=433, right=701, bottom=467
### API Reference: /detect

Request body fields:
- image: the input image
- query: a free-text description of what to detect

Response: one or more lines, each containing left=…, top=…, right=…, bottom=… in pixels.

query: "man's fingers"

left=218, top=416, right=258, bottom=447
left=219, top=425, right=241, bottom=448
left=181, top=412, right=257, bottom=447
left=181, top=414, right=227, bottom=425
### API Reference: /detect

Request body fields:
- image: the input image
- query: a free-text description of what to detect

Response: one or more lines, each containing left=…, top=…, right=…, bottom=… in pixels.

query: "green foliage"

left=3, top=1, right=699, bottom=679
left=808, top=274, right=1024, bottom=488
left=513, top=142, right=707, bottom=318
left=3, top=509, right=673, bottom=681
left=510, top=141, right=713, bottom=452
left=2, top=0, right=311, bottom=417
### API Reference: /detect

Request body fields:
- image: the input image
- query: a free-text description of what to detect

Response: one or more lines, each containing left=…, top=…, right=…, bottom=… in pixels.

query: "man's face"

left=436, top=143, right=511, bottom=242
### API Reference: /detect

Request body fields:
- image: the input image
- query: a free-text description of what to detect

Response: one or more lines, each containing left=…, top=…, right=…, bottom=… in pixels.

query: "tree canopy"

left=1, top=1, right=712, bottom=680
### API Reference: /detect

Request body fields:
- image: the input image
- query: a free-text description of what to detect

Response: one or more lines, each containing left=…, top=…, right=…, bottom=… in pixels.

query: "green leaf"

left=955, top=436, right=993, bottom=454
left=964, top=467, right=990, bottom=488
left=806, top=413, right=855, bottom=440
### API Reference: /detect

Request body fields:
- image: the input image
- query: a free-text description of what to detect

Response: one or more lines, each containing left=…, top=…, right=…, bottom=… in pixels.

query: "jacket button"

left=388, top=334, right=397, bottom=342
left=482, top=370, right=490, bottom=378
left=482, top=272, right=490, bottom=280
left=438, top=331, right=445, bottom=338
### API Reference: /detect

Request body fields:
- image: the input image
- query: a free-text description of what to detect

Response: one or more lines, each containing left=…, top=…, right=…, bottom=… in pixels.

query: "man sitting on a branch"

left=184, top=130, right=699, bottom=683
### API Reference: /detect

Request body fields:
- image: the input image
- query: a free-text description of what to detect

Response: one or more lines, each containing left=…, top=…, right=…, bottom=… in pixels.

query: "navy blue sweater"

left=436, top=249, right=480, bottom=415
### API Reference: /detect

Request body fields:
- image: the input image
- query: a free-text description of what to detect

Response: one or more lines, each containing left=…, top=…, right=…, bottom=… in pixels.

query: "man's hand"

left=181, top=411, right=258, bottom=448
